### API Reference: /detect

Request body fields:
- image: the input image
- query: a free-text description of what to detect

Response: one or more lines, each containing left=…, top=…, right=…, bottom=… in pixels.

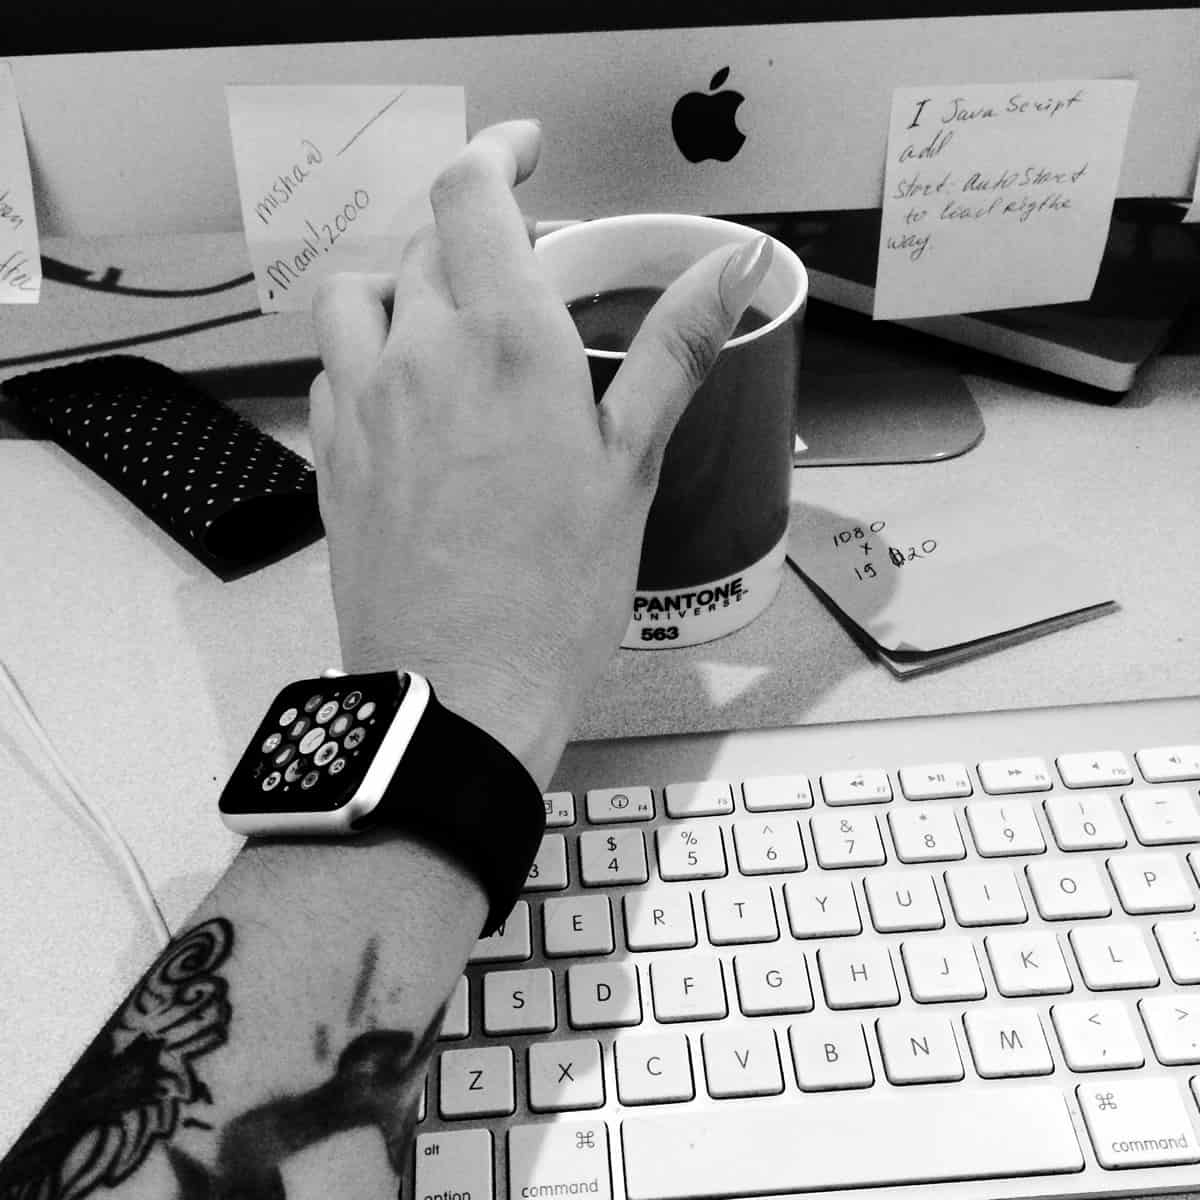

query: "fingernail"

left=718, top=233, right=773, bottom=318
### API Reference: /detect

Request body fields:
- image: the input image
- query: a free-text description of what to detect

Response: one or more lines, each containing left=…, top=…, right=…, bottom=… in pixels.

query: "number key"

left=888, top=806, right=965, bottom=863
left=580, top=829, right=648, bottom=886
left=657, top=823, right=727, bottom=880
left=966, top=800, right=1045, bottom=856
left=1044, top=792, right=1126, bottom=851
left=732, top=818, right=806, bottom=874
left=810, top=811, right=886, bottom=868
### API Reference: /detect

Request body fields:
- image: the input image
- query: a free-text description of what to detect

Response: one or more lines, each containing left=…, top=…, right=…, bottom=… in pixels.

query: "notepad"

left=787, top=494, right=1116, bottom=677
left=226, top=85, right=465, bottom=312
left=0, top=62, right=40, bottom=303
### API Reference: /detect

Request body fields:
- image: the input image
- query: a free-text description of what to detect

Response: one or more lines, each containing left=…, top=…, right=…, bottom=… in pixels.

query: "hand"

left=309, top=119, right=772, bottom=787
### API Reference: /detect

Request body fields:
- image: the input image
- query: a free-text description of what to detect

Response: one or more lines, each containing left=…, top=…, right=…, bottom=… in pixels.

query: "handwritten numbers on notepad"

left=829, top=521, right=939, bottom=584
left=0, top=63, right=41, bottom=303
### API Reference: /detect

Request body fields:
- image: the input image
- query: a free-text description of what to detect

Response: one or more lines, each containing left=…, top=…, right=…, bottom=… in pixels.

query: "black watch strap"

left=355, top=681, right=546, bottom=938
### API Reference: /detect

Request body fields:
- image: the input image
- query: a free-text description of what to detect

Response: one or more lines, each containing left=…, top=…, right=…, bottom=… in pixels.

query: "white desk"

left=2, top=233, right=1199, bottom=1152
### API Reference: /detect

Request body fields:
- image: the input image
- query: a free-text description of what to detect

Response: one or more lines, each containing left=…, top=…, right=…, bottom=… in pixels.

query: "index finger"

left=429, top=119, right=544, bottom=309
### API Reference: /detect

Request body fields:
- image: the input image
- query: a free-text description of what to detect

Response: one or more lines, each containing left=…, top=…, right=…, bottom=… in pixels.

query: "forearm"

left=0, top=832, right=486, bottom=1200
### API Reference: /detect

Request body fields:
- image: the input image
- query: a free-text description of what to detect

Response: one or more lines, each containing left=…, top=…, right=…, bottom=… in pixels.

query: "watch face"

left=219, top=672, right=407, bottom=816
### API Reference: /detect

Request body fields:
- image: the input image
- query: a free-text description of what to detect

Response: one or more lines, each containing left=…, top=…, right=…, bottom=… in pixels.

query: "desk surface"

left=2, top=233, right=1199, bottom=1151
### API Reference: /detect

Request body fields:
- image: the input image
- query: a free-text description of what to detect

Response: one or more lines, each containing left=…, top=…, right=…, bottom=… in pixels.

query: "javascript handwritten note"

left=226, top=85, right=465, bottom=312
left=0, top=62, right=41, bottom=303
left=874, top=80, right=1137, bottom=320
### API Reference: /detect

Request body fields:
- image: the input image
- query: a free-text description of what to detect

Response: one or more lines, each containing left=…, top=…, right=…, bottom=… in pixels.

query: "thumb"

left=597, top=232, right=773, bottom=478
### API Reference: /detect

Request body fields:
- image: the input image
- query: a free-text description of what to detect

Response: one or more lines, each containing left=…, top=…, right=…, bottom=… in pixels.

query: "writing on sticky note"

left=0, top=62, right=41, bottom=304
left=873, top=79, right=1137, bottom=320
left=226, top=85, right=465, bottom=312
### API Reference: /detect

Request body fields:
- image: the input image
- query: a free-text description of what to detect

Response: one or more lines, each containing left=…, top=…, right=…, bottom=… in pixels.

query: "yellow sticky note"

left=226, top=85, right=465, bottom=312
left=873, top=79, right=1137, bottom=320
left=0, top=62, right=41, bottom=304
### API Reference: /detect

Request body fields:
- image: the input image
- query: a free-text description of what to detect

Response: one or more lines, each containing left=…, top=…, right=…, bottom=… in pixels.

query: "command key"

left=1078, top=1080, right=1200, bottom=1169
left=508, top=1120, right=610, bottom=1200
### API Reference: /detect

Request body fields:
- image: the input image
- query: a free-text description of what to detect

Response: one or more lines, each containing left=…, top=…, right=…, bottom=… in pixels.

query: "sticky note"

left=874, top=80, right=1137, bottom=320
left=226, top=85, right=465, bottom=312
left=787, top=493, right=1114, bottom=664
left=0, top=62, right=41, bottom=303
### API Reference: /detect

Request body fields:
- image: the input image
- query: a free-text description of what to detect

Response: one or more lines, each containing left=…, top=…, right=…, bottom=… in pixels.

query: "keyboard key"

left=733, top=945, right=814, bottom=1015
left=439, top=975, right=470, bottom=1039
left=510, top=1120, right=611, bottom=1200
left=524, top=833, right=569, bottom=891
left=901, top=935, right=986, bottom=1002
left=888, top=806, right=966, bottom=863
left=650, top=954, right=727, bottom=1022
left=742, top=774, right=812, bottom=811
left=966, top=799, right=1046, bottom=856
left=656, top=822, right=726, bottom=881
left=615, top=1032, right=694, bottom=1104
left=963, top=1007, right=1054, bottom=1077
left=623, top=890, right=696, bottom=951
left=1139, top=994, right=1200, bottom=1065
left=482, top=967, right=556, bottom=1035
left=864, top=870, right=944, bottom=932
left=985, top=931, right=1072, bottom=996
left=875, top=1012, right=964, bottom=1083
left=731, top=817, right=806, bottom=874
left=1124, top=786, right=1200, bottom=845
left=1069, top=924, right=1159, bottom=990
left=567, top=962, right=641, bottom=1029
left=1108, top=852, right=1195, bottom=914
left=1057, top=751, right=1133, bottom=788
left=1044, top=792, right=1127, bottom=851
left=469, top=900, right=532, bottom=963
left=586, top=785, right=654, bottom=823
left=1154, top=918, right=1200, bottom=984
left=1051, top=1000, right=1145, bottom=1070
left=944, top=864, right=1028, bottom=926
left=817, top=942, right=900, bottom=1009
left=811, top=810, right=886, bottom=868
left=703, top=882, right=779, bottom=944
left=415, top=1130, right=492, bottom=1200
left=898, top=762, right=972, bottom=801
left=789, top=1018, right=873, bottom=1090
left=527, top=1039, right=605, bottom=1111
left=664, top=780, right=734, bottom=818
left=439, top=1045, right=515, bottom=1118
left=542, top=790, right=576, bottom=827
left=978, top=757, right=1053, bottom=795
left=580, top=828, right=648, bottom=886
left=784, top=876, right=862, bottom=937
left=1077, top=1079, right=1200, bottom=1168
left=1136, top=745, right=1200, bottom=784
left=1026, top=859, right=1112, bottom=920
left=701, top=1026, right=784, bottom=1098
left=821, top=768, right=892, bottom=806
left=544, top=896, right=614, bottom=957
left=621, top=1087, right=1084, bottom=1197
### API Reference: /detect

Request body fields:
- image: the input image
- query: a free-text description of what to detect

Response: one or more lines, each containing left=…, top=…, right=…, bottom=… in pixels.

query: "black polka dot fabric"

left=4, top=354, right=322, bottom=573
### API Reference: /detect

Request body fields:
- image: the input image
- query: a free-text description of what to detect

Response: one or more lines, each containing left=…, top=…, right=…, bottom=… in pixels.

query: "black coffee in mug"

left=568, top=286, right=772, bottom=354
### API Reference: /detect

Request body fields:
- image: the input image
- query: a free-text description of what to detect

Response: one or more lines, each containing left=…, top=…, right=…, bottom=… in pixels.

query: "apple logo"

left=671, top=67, right=746, bottom=163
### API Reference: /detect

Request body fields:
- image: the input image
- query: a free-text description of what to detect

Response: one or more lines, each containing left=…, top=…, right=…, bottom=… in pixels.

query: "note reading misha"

left=0, top=62, right=41, bottom=304
left=226, top=85, right=465, bottom=313
left=874, top=79, right=1137, bottom=320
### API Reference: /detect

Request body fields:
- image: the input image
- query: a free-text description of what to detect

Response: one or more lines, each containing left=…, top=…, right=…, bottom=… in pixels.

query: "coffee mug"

left=535, top=214, right=807, bottom=648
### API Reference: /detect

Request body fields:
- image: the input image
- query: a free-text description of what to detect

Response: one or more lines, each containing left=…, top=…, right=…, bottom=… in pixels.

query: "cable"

left=0, top=659, right=171, bottom=947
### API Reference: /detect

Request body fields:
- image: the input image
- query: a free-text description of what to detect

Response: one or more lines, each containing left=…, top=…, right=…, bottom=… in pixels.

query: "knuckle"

left=429, top=155, right=487, bottom=209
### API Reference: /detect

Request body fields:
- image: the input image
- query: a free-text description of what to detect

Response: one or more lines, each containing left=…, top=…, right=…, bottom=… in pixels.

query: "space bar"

left=621, top=1086, right=1084, bottom=1200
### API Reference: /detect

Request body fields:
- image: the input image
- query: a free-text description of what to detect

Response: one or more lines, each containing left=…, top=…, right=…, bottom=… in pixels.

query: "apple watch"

left=219, top=670, right=546, bottom=936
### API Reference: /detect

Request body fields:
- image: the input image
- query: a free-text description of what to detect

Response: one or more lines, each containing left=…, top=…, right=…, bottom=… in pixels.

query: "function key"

left=278, top=706, right=299, bottom=727
left=742, top=775, right=812, bottom=811
left=898, top=763, right=972, bottom=801
left=302, top=694, right=324, bottom=714
left=315, top=700, right=340, bottom=725
left=261, top=731, right=283, bottom=755
left=978, top=757, right=1052, bottom=795
left=586, top=786, right=654, bottom=823
left=343, top=690, right=363, bottom=710
left=821, top=769, right=892, bottom=806
left=357, top=700, right=377, bottom=721
left=1056, top=751, right=1133, bottom=788
left=543, top=791, right=576, bottom=827
left=1137, top=746, right=1200, bottom=783
left=664, top=780, right=734, bottom=818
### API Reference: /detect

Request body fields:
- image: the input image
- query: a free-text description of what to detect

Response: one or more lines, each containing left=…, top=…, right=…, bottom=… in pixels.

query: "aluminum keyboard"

left=410, top=695, right=1200, bottom=1200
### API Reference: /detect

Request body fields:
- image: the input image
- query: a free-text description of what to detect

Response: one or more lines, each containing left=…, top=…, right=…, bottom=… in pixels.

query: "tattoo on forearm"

left=0, top=918, right=234, bottom=1200
left=1, top=921, right=446, bottom=1200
